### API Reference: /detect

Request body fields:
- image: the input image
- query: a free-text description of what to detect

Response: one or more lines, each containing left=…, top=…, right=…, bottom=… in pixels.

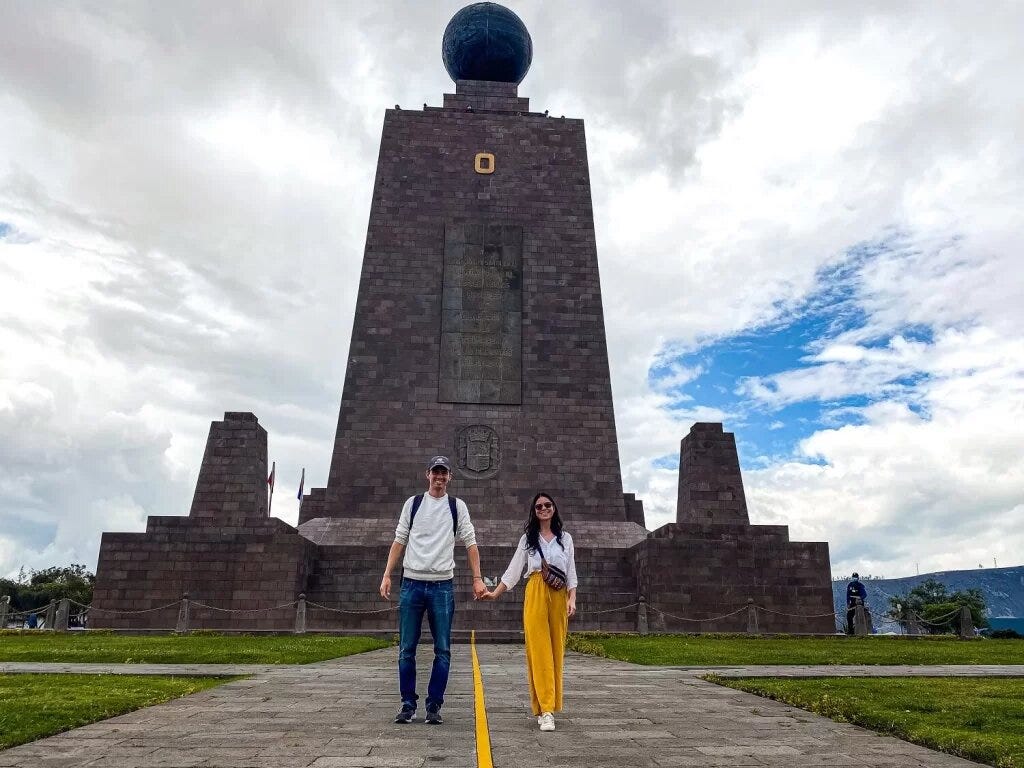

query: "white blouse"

left=499, top=532, right=578, bottom=591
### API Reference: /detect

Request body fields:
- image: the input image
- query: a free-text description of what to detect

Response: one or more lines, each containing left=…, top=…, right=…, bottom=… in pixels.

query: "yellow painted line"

left=471, top=629, right=494, bottom=768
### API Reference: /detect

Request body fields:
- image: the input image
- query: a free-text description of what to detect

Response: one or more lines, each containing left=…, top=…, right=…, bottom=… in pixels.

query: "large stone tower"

left=92, top=3, right=834, bottom=635
left=298, top=49, right=625, bottom=524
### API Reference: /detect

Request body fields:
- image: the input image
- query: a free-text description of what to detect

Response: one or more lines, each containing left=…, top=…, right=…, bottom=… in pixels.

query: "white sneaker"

left=539, top=712, right=555, bottom=732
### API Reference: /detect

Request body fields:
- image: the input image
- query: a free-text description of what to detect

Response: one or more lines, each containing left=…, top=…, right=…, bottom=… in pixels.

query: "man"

left=380, top=455, right=486, bottom=724
left=846, top=572, right=867, bottom=634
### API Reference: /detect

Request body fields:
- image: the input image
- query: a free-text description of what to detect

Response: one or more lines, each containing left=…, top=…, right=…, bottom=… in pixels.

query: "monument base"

left=92, top=516, right=316, bottom=631
left=92, top=415, right=834, bottom=634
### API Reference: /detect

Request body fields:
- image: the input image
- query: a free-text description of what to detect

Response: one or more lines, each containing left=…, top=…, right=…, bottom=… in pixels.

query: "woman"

left=480, top=492, right=577, bottom=732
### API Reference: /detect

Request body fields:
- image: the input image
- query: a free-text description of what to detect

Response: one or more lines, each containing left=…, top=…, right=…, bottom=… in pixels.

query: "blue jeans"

left=398, top=578, right=454, bottom=709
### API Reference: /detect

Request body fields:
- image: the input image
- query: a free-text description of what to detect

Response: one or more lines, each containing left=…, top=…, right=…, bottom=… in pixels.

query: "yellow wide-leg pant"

left=523, top=572, right=568, bottom=716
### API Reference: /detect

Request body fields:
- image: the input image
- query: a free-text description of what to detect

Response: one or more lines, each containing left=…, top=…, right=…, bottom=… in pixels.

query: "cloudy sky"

left=1, top=1, right=1021, bottom=580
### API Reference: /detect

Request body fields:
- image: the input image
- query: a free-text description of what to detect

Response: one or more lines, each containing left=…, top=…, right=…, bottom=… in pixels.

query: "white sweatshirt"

left=394, top=494, right=476, bottom=581
left=499, top=532, right=578, bottom=591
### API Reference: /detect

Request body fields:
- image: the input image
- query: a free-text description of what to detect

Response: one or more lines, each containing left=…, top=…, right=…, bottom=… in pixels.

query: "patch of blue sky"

left=0, top=222, right=11, bottom=239
left=651, top=454, right=677, bottom=471
left=648, top=235, right=937, bottom=469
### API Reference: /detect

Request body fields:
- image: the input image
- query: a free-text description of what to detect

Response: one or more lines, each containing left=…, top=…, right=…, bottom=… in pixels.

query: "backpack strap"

left=410, top=493, right=425, bottom=527
left=409, top=493, right=459, bottom=537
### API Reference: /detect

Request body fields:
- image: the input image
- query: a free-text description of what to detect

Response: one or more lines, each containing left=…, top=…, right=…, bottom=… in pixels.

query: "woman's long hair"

left=524, top=492, right=564, bottom=553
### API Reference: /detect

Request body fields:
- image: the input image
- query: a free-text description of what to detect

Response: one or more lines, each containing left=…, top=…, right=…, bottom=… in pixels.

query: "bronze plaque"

left=439, top=223, right=522, bottom=404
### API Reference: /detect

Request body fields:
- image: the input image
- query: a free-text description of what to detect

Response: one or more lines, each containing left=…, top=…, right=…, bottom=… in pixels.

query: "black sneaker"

left=424, top=704, right=443, bottom=725
left=394, top=705, right=416, bottom=724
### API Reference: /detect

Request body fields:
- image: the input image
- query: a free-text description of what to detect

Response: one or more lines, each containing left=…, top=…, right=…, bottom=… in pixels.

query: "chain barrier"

left=305, top=600, right=397, bottom=615
left=575, top=601, right=640, bottom=616
left=758, top=607, right=839, bottom=618
left=648, top=605, right=749, bottom=623
left=911, top=607, right=964, bottom=626
left=3, top=595, right=971, bottom=633
left=5, top=608, right=39, bottom=620
left=829, top=605, right=969, bottom=634
left=68, top=599, right=183, bottom=616
left=189, top=600, right=299, bottom=614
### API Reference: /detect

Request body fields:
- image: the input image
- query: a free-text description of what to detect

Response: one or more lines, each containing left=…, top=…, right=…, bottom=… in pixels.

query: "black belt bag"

left=539, top=555, right=567, bottom=591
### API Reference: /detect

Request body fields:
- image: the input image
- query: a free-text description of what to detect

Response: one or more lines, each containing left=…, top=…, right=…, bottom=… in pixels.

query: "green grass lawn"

left=0, top=673, right=233, bottom=750
left=711, top=676, right=1024, bottom=768
left=567, top=632, right=1024, bottom=666
left=0, top=632, right=392, bottom=664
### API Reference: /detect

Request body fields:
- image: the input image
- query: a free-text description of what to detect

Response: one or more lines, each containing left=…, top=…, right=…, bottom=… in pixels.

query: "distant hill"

left=831, top=565, right=1024, bottom=630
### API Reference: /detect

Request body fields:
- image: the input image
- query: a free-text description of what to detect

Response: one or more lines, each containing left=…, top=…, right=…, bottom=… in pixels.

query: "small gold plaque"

left=474, top=152, right=495, bottom=174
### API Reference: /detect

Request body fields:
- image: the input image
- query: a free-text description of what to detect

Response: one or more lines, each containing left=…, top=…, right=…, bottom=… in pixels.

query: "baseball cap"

left=427, top=455, right=454, bottom=473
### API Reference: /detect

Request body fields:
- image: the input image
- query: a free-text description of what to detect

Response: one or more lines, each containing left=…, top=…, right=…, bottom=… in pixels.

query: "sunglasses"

left=534, top=501, right=553, bottom=511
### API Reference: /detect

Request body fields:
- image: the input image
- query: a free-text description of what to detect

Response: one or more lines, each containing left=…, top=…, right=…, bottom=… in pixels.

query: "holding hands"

left=472, top=577, right=488, bottom=599
left=476, top=581, right=576, bottom=618
left=477, top=580, right=505, bottom=601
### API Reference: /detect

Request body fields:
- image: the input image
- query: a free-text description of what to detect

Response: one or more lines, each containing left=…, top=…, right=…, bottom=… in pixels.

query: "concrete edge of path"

left=4, top=660, right=1024, bottom=677
left=664, top=663, right=1024, bottom=676
left=0, top=662, right=292, bottom=676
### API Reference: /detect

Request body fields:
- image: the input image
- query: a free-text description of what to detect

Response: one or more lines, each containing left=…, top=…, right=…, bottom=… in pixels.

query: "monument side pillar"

left=189, top=412, right=269, bottom=524
left=677, top=423, right=750, bottom=525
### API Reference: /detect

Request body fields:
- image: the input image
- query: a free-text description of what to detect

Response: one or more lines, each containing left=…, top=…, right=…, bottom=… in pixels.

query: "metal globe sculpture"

left=442, top=3, right=533, bottom=85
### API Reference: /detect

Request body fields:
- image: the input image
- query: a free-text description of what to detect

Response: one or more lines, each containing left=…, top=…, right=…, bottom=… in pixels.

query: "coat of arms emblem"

left=456, top=425, right=500, bottom=477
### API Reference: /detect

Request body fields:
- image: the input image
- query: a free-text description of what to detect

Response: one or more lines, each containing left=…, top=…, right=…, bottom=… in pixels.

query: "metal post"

left=294, top=594, right=307, bottom=635
left=44, top=600, right=56, bottom=630
left=176, top=593, right=191, bottom=634
left=0, top=595, right=9, bottom=629
left=958, top=605, right=974, bottom=638
left=746, top=599, right=759, bottom=635
left=636, top=595, right=648, bottom=635
left=55, top=598, right=70, bottom=632
left=854, top=603, right=869, bottom=636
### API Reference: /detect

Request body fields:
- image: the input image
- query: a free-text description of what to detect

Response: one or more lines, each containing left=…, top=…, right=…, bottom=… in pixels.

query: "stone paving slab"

left=0, top=651, right=474, bottom=767
left=478, top=647, right=989, bottom=768
left=0, top=647, right=1001, bottom=767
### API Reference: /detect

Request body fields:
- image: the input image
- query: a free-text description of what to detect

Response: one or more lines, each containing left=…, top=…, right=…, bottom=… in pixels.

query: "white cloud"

left=1, top=1, right=1022, bottom=579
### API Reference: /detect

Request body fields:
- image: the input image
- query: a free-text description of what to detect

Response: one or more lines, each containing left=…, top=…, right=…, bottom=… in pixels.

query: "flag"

left=267, top=462, right=276, bottom=493
left=296, top=467, right=305, bottom=500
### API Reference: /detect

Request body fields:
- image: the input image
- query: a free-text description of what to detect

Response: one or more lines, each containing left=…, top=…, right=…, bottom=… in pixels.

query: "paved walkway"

left=2, top=647, right=1018, bottom=767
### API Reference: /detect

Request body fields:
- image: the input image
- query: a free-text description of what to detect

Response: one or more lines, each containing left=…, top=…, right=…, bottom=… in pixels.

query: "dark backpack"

left=410, top=493, right=459, bottom=537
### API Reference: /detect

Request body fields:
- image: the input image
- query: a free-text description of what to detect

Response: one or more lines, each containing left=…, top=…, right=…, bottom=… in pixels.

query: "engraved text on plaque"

left=439, top=223, right=522, bottom=404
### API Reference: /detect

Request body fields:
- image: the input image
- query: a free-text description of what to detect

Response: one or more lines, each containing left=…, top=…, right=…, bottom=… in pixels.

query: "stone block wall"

left=91, top=516, right=316, bottom=630
left=638, top=523, right=834, bottom=634
left=623, top=493, right=646, bottom=528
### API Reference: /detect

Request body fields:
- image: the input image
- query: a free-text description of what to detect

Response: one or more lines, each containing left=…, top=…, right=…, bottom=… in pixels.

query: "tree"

left=1, top=564, right=95, bottom=614
left=887, top=577, right=988, bottom=634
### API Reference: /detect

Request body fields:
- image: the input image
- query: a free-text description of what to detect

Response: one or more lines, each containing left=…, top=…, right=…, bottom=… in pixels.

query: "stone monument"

left=92, top=2, right=834, bottom=635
